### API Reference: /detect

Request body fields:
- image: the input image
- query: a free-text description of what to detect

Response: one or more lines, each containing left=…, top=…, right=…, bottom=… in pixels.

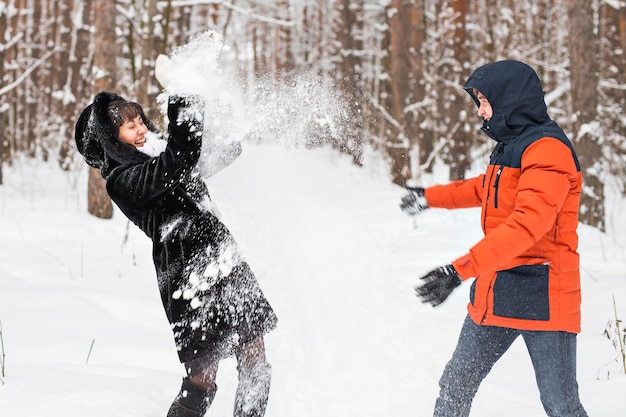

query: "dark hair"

left=107, top=99, right=157, bottom=132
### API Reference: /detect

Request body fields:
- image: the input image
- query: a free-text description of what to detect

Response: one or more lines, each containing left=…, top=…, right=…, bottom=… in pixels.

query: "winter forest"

left=0, top=0, right=625, bottom=232
left=2, top=1, right=626, bottom=416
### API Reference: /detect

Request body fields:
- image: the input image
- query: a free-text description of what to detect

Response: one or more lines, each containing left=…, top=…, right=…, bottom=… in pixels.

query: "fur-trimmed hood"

left=74, top=91, right=156, bottom=178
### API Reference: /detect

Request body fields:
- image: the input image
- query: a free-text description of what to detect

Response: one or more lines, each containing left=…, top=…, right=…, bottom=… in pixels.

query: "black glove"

left=168, top=94, right=204, bottom=128
left=400, top=186, right=429, bottom=216
left=415, top=264, right=462, bottom=307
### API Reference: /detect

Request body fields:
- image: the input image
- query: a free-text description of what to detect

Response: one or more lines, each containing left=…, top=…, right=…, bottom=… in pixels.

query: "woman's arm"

left=106, top=95, right=204, bottom=208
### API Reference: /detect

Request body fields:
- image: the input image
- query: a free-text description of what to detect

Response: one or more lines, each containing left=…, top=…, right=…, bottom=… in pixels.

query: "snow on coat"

left=74, top=91, right=277, bottom=362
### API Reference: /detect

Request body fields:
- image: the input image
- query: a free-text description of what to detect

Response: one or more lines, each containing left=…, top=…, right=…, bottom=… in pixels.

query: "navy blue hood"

left=464, top=60, right=551, bottom=143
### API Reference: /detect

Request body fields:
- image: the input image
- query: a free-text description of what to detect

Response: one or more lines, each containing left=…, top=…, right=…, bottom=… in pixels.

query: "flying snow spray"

left=156, top=30, right=352, bottom=181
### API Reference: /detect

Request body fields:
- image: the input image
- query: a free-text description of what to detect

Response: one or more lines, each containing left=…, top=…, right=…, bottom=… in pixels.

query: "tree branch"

left=0, top=48, right=57, bottom=96
left=167, top=0, right=295, bottom=27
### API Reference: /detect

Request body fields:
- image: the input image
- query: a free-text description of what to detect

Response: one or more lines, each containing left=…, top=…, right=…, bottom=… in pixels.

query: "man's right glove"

left=414, top=264, right=462, bottom=307
left=399, top=186, right=429, bottom=216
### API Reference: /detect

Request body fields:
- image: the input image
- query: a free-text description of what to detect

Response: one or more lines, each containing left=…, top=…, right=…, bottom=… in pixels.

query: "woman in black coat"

left=75, top=91, right=278, bottom=417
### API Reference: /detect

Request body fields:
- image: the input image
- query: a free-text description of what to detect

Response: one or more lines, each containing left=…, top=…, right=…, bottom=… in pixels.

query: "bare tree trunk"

left=55, top=0, right=73, bottom=169
left=135, top=0, right=161, bottom=119
left=386, top=0, right=426, bottom=185
left=0, top=5, right=7, bottom=185
left=59, top=0, right=94, bottom=170
left=333, top=0, right=365, bottom=165
left=8, top=0, right=23, bottom=158
left=21, top=0, right=36, bottom=157
left=600, top=0, right=626, bottom=192
left=88, top=0, right=116, bottom=219
left=566, top=0, right=604, bottom=231
left=276, top=0, right=295, bottom=78
left=386, top=0, right=411, bottom=184
left=88, top=167, right=113, bottom=217
left=93, top=0, right=116, bottom=91
left=446, top=0, right=471, bottom=181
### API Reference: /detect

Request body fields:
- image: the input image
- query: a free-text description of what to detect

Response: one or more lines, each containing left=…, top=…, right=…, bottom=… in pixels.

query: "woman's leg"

left=167, top=355, right=219, bottom=417
left=433, top=315, right=520, bottom=417
left=186, top=355, right=219, bottom=392
left=234, top=336, right=272, bottom=417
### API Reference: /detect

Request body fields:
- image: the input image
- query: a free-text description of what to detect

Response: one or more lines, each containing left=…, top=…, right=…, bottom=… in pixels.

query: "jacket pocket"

left=492, top=264, right=550, bottom=321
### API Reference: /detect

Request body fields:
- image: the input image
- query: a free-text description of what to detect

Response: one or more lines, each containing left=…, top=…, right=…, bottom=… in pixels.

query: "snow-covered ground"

left=0, top=143, right=624, bottom=416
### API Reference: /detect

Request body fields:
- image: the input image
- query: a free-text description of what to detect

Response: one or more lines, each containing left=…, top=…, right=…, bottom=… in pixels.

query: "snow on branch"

left=544, top=81, right=570, bottom=107
left=0, top=48, right=57, bottom=96
left=166, top=0, right=295, bottom=27
left=600, top=80, right=626, bottom=91
left=0, top=33, right=23, bottom=53
left=369, top=97, right=405, bottom=139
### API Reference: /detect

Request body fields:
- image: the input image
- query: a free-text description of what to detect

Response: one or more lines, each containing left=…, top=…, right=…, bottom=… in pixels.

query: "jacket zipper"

left=482, top=146, right=504, bottom=230
left=493, top=165, right=503, bottom=209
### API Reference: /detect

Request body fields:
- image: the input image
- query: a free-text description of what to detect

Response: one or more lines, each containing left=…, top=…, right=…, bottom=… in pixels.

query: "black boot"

left=167, top=377, right=217, bottom=417
left=233, top=362, right=272, bottom=417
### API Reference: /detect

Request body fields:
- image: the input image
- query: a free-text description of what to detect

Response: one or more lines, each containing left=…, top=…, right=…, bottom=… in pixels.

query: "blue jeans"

left=433, top=315, right=588, bottom=417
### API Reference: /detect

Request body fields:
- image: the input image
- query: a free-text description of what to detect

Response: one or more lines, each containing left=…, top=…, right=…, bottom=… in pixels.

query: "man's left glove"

left=400, top=186, right=429, bottom=216
left=415, top=264, right=462, bottom=307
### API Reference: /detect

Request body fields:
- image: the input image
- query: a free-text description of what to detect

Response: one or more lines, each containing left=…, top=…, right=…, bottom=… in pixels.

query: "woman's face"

left=118, top=116, right=148, bottom=148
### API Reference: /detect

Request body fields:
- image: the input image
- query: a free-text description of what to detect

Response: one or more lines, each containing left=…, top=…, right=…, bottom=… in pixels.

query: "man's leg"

left=522, top=330, right=588, bottom=417
left=434, top=315, right=519, bottom=417
left=234, top=336, right=272, bottom=417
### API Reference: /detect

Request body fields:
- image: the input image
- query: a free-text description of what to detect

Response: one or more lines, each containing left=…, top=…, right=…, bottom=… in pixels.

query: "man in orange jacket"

left=401, top=60, right=589, bottom=417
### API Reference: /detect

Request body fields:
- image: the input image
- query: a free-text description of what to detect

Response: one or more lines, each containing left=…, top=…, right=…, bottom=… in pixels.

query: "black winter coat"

left=75, top=92, right=277, bottom=362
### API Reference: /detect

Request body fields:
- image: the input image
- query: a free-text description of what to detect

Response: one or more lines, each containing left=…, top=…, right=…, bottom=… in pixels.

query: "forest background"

left=0, top=0, right=625, bottom=233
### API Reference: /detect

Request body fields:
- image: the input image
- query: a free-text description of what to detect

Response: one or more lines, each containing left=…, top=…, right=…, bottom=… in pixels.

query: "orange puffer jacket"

left=425, top=61, right=583, bottom=333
